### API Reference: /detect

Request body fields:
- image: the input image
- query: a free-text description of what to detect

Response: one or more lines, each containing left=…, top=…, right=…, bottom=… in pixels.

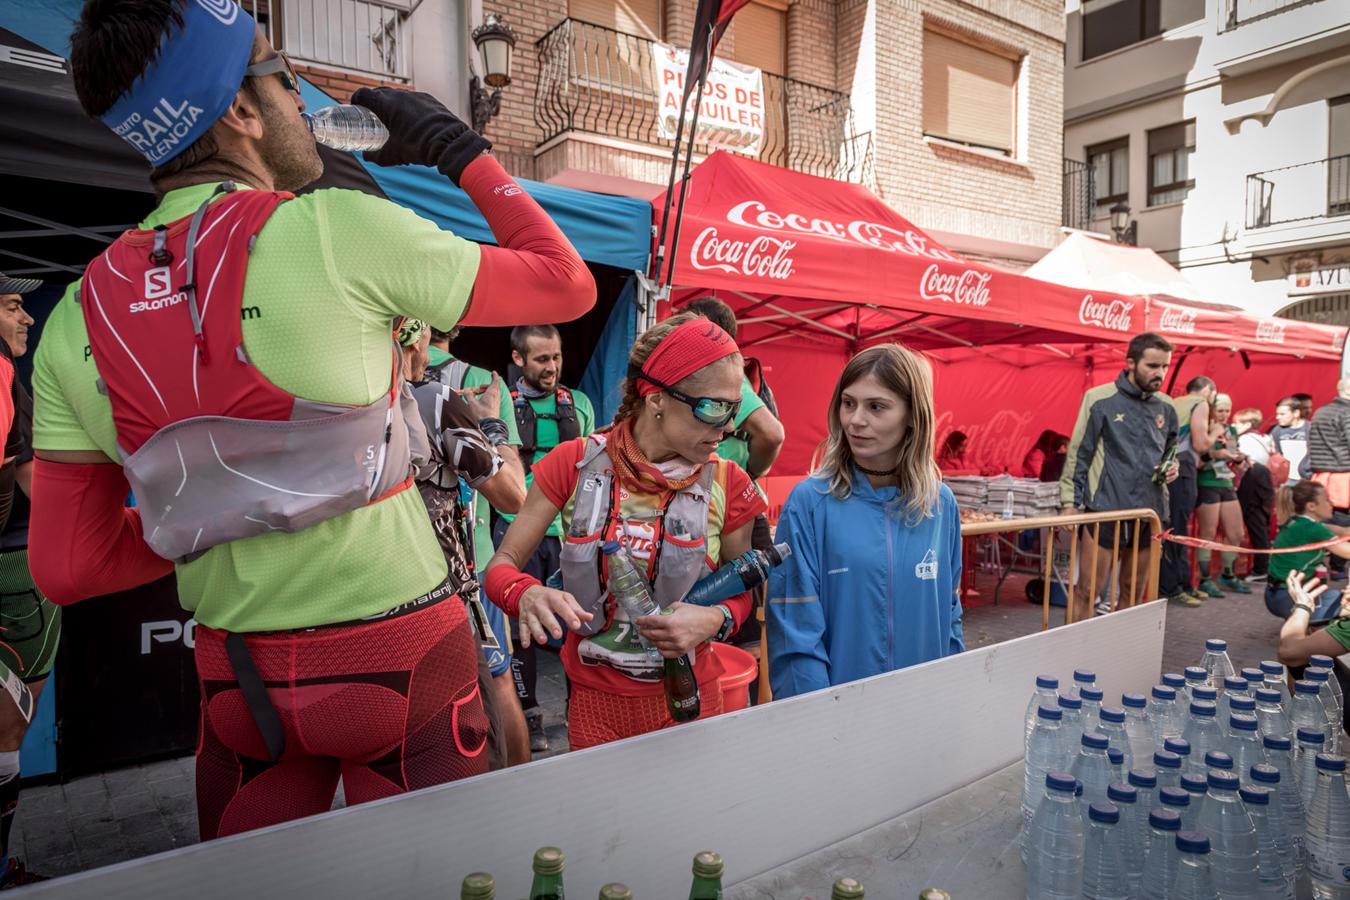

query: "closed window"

left=568, top=0, right=661, bottom=39
left=728, top=1, right=785, bottom=77
left=922, top=28, right=1020, bottom=156
left=1087, top=137, right=1128, bottom=205
left=1147, top=121, right=1195, bottom=206
left=1082, top=0, right=1205, bottom=61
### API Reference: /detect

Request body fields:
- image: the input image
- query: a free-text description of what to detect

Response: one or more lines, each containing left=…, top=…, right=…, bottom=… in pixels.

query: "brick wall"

left=293, top=63, right=409, bottom=103
left=788, top=0, right=838, bottom=91
left=479, top=0, right=568, bottom=180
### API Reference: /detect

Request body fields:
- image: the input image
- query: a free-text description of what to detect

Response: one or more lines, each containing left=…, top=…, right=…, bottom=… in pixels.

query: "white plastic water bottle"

left=1153, top=750, right=1183, bottom=791
left=1079, top=686, right=1104, bottom=736
left=1107, top=748, right=1126, bottom=783
left=1223, top=695, right=1257, bottom=740
left=1179, top=773, right=1210, bottom=828
left=1098, top=707, right=1133, bottom=774
left=1171, top=832, right=1218, bottom=899
left=1139, top=808, right=1181, bottom=899
left=1241, top=665, right=1266, bottom=689
left=1025, top=771, right=1083, bottom=900
left=1002, top=489, right=1016, bottom=520
left=1069, top=668, right=1097, bottom=700
left=1158, top=786, right=1193, bottom=831
left=1255, top=687, right=1293, bottom=740
left=1181, top=701, right=1223, bottom=774
left=1128, top=768, right=1157, bottom=823
left=1251, top=763, right=1299, bottom=883
left=1196, top=769, right=1260, bottom=898
left=1165, top=737, right=1194, bottom=779
left=1293, top=680, right=1333, bottom=749
left=1106, top=783, right=1144, bottom=891
left=1025, top=674, right=1060, bottom=751
left=1298, top=727, right=1329, bottom=811
left=603, top=542, right=663, bottom=661
left=1183, top=666, right=1210, bottom=700
left=1307, top=667, right=1343, bottom=753
left=1261, top=659, right=1293, bottom=710
left=1023, top=706, right=1067, bottom=839
left=1203, top=750, right=1234, bottom=774
left=1121, top=693, right=1153, bottom=767
left=1199, top=638, right=1237, bottom=689
left=1191, top=684, right=1218, bottom=707
left=1310, top=654, right=1344, bottom=709
left=1260, top=737, right=1306, bottom=876
left=1305, top=753, right=1350, bottom=899
left=1072, top=732, right=1115, bottom=819
left=1057, top=694, right=1084, bottom=753
left=1226, top=714, right=1268, bottom=784
left=1163, top=671, right=1189, bottom=706
left=303, top=104, right=390, bottom=152
left=1081, top=803, right=1129, bottom=900
left=1242, top=784, right=1297, bottom=898
left=1147, top=684, right=1185, bottom=752
left=1219, top=676, right=1252, bottom=736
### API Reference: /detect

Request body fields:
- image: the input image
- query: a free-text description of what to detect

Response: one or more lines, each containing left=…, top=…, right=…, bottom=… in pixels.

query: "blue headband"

left=99, top=0, right=257, bottom=166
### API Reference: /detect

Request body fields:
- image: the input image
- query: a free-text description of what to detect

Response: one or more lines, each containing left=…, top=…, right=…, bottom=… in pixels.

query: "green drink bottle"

left=529, top=847, right=565, bottom=900
left=461, top=873, right=495, bottom=900
left=831, top=877, right=864, bottom=899
left=689, top=851, right=723, bottom=899
left=662, top=610, right=700, bottom=722
left=598, top=885, right=632, bottom=900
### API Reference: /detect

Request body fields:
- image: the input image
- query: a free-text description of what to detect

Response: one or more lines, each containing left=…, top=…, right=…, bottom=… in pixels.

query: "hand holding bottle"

left=516, top=584, right=593, bottom=648
left=635, top=601, right=722, bottom=658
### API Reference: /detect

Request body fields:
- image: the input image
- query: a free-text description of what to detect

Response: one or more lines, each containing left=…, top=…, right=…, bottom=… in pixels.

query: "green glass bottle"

left=688, top=851, right=723, bottom=899
left=831, top=877, right=864, bottom=899
left=662, top=610, right=700, bottom=722
left=529, top=847, right=565, bottom=900
left=461, top=872, right=495, bottom=900
left=597, top=884, right=632, bottom=900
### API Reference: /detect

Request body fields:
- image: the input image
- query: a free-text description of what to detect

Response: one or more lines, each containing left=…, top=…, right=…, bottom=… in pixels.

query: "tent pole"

left=662, top=28, right=716, bottom=290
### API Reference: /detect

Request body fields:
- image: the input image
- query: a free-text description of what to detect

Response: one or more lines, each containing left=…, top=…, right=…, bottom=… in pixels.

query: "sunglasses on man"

left=635, top=372, right=740, bottom=428
left=244, top=50, right=300, bottom=95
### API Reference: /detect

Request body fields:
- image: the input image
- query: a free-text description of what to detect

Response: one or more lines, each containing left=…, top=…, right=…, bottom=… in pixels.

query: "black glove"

left=351, top=87, right=491, bottom=186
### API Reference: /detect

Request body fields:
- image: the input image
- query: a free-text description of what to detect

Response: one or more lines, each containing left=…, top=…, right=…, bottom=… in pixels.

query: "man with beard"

left=1061, top=332, right=1179, bottom=622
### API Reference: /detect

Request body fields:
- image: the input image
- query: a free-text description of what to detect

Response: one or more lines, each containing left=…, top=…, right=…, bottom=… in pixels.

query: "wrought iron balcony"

left=1062, top=158, right=1095, bottom=231
left=1223, top=0, right=1326, bottom=31
left=535, top=18, right=870, bottom=184
left=1246, top=154, right=1350, bottom=229
left=244, top=0, right=411, bottom=82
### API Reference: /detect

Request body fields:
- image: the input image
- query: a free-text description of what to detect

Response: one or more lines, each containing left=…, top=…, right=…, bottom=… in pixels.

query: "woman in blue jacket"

left=767, top=343, right=963, bottom=699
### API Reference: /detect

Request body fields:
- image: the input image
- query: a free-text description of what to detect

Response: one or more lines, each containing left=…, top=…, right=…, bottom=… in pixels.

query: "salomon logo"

left=144, top=266, right=172, bottom=300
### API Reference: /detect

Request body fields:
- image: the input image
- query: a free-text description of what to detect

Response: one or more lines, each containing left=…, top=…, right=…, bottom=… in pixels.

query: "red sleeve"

left=457, top=156, right=597, bottom=327
left=720, top=462, right=768, bottom=537
left=529, top=438, right=589, bottom=509
left=29, top=459, right=175, bottom=604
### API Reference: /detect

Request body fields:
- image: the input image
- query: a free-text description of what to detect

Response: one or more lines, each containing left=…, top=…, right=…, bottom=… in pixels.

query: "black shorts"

left=1198, top=485, right=1238, bottom=505
left=1084, top=519, right=1152, bottom=551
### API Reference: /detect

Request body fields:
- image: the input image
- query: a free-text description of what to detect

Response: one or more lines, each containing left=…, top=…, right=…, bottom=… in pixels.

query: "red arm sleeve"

left=457, top=156, right=597, bottom=327
left=29, top=459, right=175, bottom=604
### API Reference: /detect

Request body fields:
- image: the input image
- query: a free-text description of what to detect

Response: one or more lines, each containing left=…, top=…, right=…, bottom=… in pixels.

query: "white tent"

left=1026, top=231, right=1218, bottom=304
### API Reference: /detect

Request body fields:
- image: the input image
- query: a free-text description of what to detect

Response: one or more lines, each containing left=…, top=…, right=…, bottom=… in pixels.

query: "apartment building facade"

left=1063, top=0, right=1350, bottom=322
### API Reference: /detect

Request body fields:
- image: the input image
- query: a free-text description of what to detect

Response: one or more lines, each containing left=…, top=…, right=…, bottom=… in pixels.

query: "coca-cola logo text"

left=1157, top=306, right=1197, bottom=335
left=1255, top=320, right=1286, bottom=344
left=725, top=200, right=962, bottom=262
left=919, top=264, right=993, bottom=307
left=689, top=227, right=795, bottom=280
left=1079, top=294, right=1134, bottom=332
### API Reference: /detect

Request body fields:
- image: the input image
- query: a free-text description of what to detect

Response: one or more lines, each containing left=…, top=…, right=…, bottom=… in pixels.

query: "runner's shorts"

left=0, top=548, right=60, bottom=684
left=1198, top=485, right=1238, bottom=505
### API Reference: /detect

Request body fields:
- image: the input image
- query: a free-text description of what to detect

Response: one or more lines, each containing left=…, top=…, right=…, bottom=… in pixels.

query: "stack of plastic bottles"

left=1022, top=639, right=1350, bottom=899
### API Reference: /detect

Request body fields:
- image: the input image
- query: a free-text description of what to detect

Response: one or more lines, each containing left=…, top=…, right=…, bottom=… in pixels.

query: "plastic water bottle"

left=1025, top=675, right=1060, bottom=751
left=1293, top=681, right=1332, bottom=748
left=1183, top=666, right=1210, bottom=700
left=1107, top=783, right=1144, bottom=891
left=1023, top=706, right=1066, bottom=838
left=1002, top=490, right=1016, bottom=520
left=1079, top=686, right=1104, bottom=737
left=1058, top=694, right=1085, bottom=752
left=1163, top=671, right=1188, bottom=706
left=683, top=542, right=791, bottom=607
left=1221, top=683, right=1254, bottom=736
left=1138, top=807, right=1181, bottom=900
left=1242, top=783, right=1296, bottom=897
left=1307, top=667, right=1343, bottom=753
left=1180, top=773, right=1209, bottom=827
left=1203, top=750, right=1234, bottom=772
left=1181, top=701, right=1223, bottom=773
left=1310, top=655, right=1344, bottom=709
left=1121, top=693, right=1153, bottom=766
left=1220, top=675, right=1253, bottom=728
left=603, top=542, right=663, bottom=658
left=1165, top=737, right=1194, bottom=779
left=1081, top=803, right=1129, bottom=900
left=1147, top=685, right=1185, bottom=752
left=1025, top=771, right=1083, bottom=900
left=1305, top=753, right=1350, bottom=899
left=1263, top=736, right=1306, bottom=872
left=1153, top=750, right=1183, bottom=791
left=1107, top=748, right=1126, bottom=783
left=1072, top=732, right=1115, bottom=819
left=1158, top=786, right=1192, bottom=830
left=1199, top=638, right=1237, bottom=688
left=1070, top=669, right=1097, bottom=700
left=1197, top=769, right=1260, bottom=899
left=303, top=105, right=389, bottom=152
left=1298, top=727, right=1329, bottom=811
left=1098, top=707, right=1133, bottom=773
left=1255, top=687, right=1294, bottom=740
left=1262, top=659, right=1293, bottom=710
left=1171, top=832, right=1217, bottom=899
left=1242, top=665, right=1267, bottom=688
left=1227, top=714, right=1269, bottom=783
left=1251, top=762, right=1300, bottom=883
left=1129, top=768, right=1158, bottom=823
left=1191, top=684, right=1218, bottom=706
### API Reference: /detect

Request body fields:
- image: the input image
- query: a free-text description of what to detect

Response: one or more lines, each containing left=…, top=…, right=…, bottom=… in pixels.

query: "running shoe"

left=1218, top=573, right=1252, bottom=594
left=1093, top=596, right=1113, bottom=616
left=526, top=711, right=550, bottom=753
left=1244, top=572, right=1267, bottom=584
left=1169, top=591, right=1203, bottom=608
left=1198, top=578, right=1225, bottom=598
left=1184, top=587, right=1208, bottom=602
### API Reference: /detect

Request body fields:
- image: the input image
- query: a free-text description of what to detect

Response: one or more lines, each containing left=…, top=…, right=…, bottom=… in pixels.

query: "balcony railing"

left=535, top=18, right=870, bottom=183
left=1246, top=154, right=1350, bottom=229
left=244, top=0, right=411, bottom=82
left=1223, top=0, right=1325, bottom=31
left=1063, top=158, right=1095, bottom=231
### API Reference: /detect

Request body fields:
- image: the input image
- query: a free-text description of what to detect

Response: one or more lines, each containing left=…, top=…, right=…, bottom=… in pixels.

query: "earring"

left=655, top=412, right=663, bottom=419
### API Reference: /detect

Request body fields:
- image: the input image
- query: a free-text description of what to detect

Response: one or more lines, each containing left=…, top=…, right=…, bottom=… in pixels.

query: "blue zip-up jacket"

left=766, top=470, right=964, bottom=699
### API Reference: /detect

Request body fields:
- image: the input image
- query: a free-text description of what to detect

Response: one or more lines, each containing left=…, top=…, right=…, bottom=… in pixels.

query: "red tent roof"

left=654, top=152, right=1345, bottom=360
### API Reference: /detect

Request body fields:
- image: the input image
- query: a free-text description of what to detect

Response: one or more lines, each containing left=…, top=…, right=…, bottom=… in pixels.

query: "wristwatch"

left=713, top=604, right=735, bottom=642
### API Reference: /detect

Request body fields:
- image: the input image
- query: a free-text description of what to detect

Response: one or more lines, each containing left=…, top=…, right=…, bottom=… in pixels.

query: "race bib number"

left=577, top=607, right=663, bottom=682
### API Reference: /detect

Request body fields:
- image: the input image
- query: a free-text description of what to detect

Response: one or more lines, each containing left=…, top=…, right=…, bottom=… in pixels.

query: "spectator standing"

left=1060, top=333, right=1180, bottom=620
left=1272, top=396, right=1312, bottom=483
left=1194, top=394, right=1251, bottom=597
left=1309, top=379, right=1350, bottom=582
left=1022, top=430, right=1066, bottom=480
left=1162, top=376, right=1217, bottom=604
left=766, top=344, right=963, bottom=699
left=1235, top=408, right=1276, bottom=585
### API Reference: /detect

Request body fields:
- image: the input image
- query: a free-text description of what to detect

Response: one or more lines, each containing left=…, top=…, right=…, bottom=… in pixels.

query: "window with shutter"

left=728, top=2, right=785, bottom=77
left=1081, top=0, right=1204, bottom=61
left=1087, top=137, right=1129, bottom=205
left=565, top=0, right=662, bottom=99
left=1147, top=120, right=1195, bottom=206
left=568, top=0, right=661, bottom=39
left=922, top=28, right=1019, bottom=155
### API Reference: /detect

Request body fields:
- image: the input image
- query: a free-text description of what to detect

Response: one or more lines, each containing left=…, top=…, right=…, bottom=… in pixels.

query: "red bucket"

left=715, top=643, right=758, bottom=712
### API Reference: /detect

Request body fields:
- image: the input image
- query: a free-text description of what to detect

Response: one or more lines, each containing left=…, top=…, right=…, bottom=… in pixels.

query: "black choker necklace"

left=856, top=462, right=894, bottom=477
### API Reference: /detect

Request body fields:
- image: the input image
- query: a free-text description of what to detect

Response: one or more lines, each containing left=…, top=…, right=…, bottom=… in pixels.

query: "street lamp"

left=470, top=14, right=517, bottom=133
left=1109, top=201, right=1138, bottom=246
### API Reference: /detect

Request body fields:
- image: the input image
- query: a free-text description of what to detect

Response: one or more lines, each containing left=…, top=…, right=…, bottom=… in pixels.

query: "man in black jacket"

left=1309, top=380, right=1350, bottom=579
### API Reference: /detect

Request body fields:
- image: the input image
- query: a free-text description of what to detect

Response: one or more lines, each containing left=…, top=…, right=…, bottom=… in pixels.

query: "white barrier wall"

left=30, top=602, right=1166, bottom=899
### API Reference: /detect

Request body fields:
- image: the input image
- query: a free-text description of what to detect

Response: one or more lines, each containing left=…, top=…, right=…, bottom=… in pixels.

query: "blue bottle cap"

left=1074, top=669, right=1096, bottom=684
left=1088, top=803, right=1119, bottom=824
left=1108, top=748, right=1124, bottom=766
left=1165, top=737, right=1191, bottom=756
left=1230, top=714, right=1258, bottom=732
left=1307, top=668, right=1331, bottom=683
left=1152, top=685, right=1177, bottom=701
left=1224, top=676, right=1249, bottom=692
left=1149, top=808, right=1181, bottom=830
left=1207, top=770, right=1240, bottom=791
left=1204, top=751, right=1233, bottom=770
left=1184, top=666, right=1208, bottom=681
left=1181, top=774, right=1208, bottom=794
left=1122, top=692, right=1147, bottom=709
left=1080, top=686, right=1104, bottom=703
left=1192, top=686, right=1218, bottom=702
left=1240, top=785, right=1271, bottom=805
left=1082, top=731, right=1109, bottom=750
left=1241, top=667, right=1264, bottom=682
left=1254, top=688, right=1281, bottom=704
left=1311, top=654, right=1335, bottom=667
left=1059, top=695, right=1082, bottom=710
left=1206, top=638, right=1228, bottom=651
left=1107, top=783, right=1137, bottom=803
left=602, top=541, right=622, bottom=555
left=1163, top=672, right=1186, bottom=688
left=1298, top=728, right=1327, bottom=745
left=1295, top=680, right=1320, bottom=695
left=1128, top=768, right=1157, bottom=788
left=1037, top=705, right=1062, bottom=721
left=1045, top=771, right=1077, bottom=793
left=1190, top=700, right=1216, bottom=717
left=1260, top=660, right=1284, bottom=675
left=1263, top=734, right=1292, bottom=752
left=1230, top=695, right=1256, bottom=711
left=1153, top=750, right=1181, bottom=770
left=1159, top=787, right=1189, bottom=807
left=1250, top=764, right=1280, bottom=785
left=1100, top=706, right=1126, bottom=724
left=1035, top=675, right=1058, bottom=690
left=1176, top=832, right=1210, bottom=854
left=1315, top=753, right=1347, bottom=772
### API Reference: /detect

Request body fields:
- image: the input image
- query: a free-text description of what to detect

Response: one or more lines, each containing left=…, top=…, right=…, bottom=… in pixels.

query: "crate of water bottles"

left=1021, top=639, right=1350, bottom=899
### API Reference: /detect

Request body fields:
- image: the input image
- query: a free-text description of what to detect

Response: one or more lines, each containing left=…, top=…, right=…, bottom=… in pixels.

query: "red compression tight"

left=194, top=601, right=489, bottom=839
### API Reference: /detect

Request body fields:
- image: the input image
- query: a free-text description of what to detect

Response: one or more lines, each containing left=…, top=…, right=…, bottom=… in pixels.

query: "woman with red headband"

left=484, top=313, right=766, bottom=748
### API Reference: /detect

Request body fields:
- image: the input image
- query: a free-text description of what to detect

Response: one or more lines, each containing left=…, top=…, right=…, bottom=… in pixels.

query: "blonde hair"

left=610, top=312, right=742, bottom=427
left=1277, top=480, right=1325, bottom=526
left=814, top=343, right=940, bottom=522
